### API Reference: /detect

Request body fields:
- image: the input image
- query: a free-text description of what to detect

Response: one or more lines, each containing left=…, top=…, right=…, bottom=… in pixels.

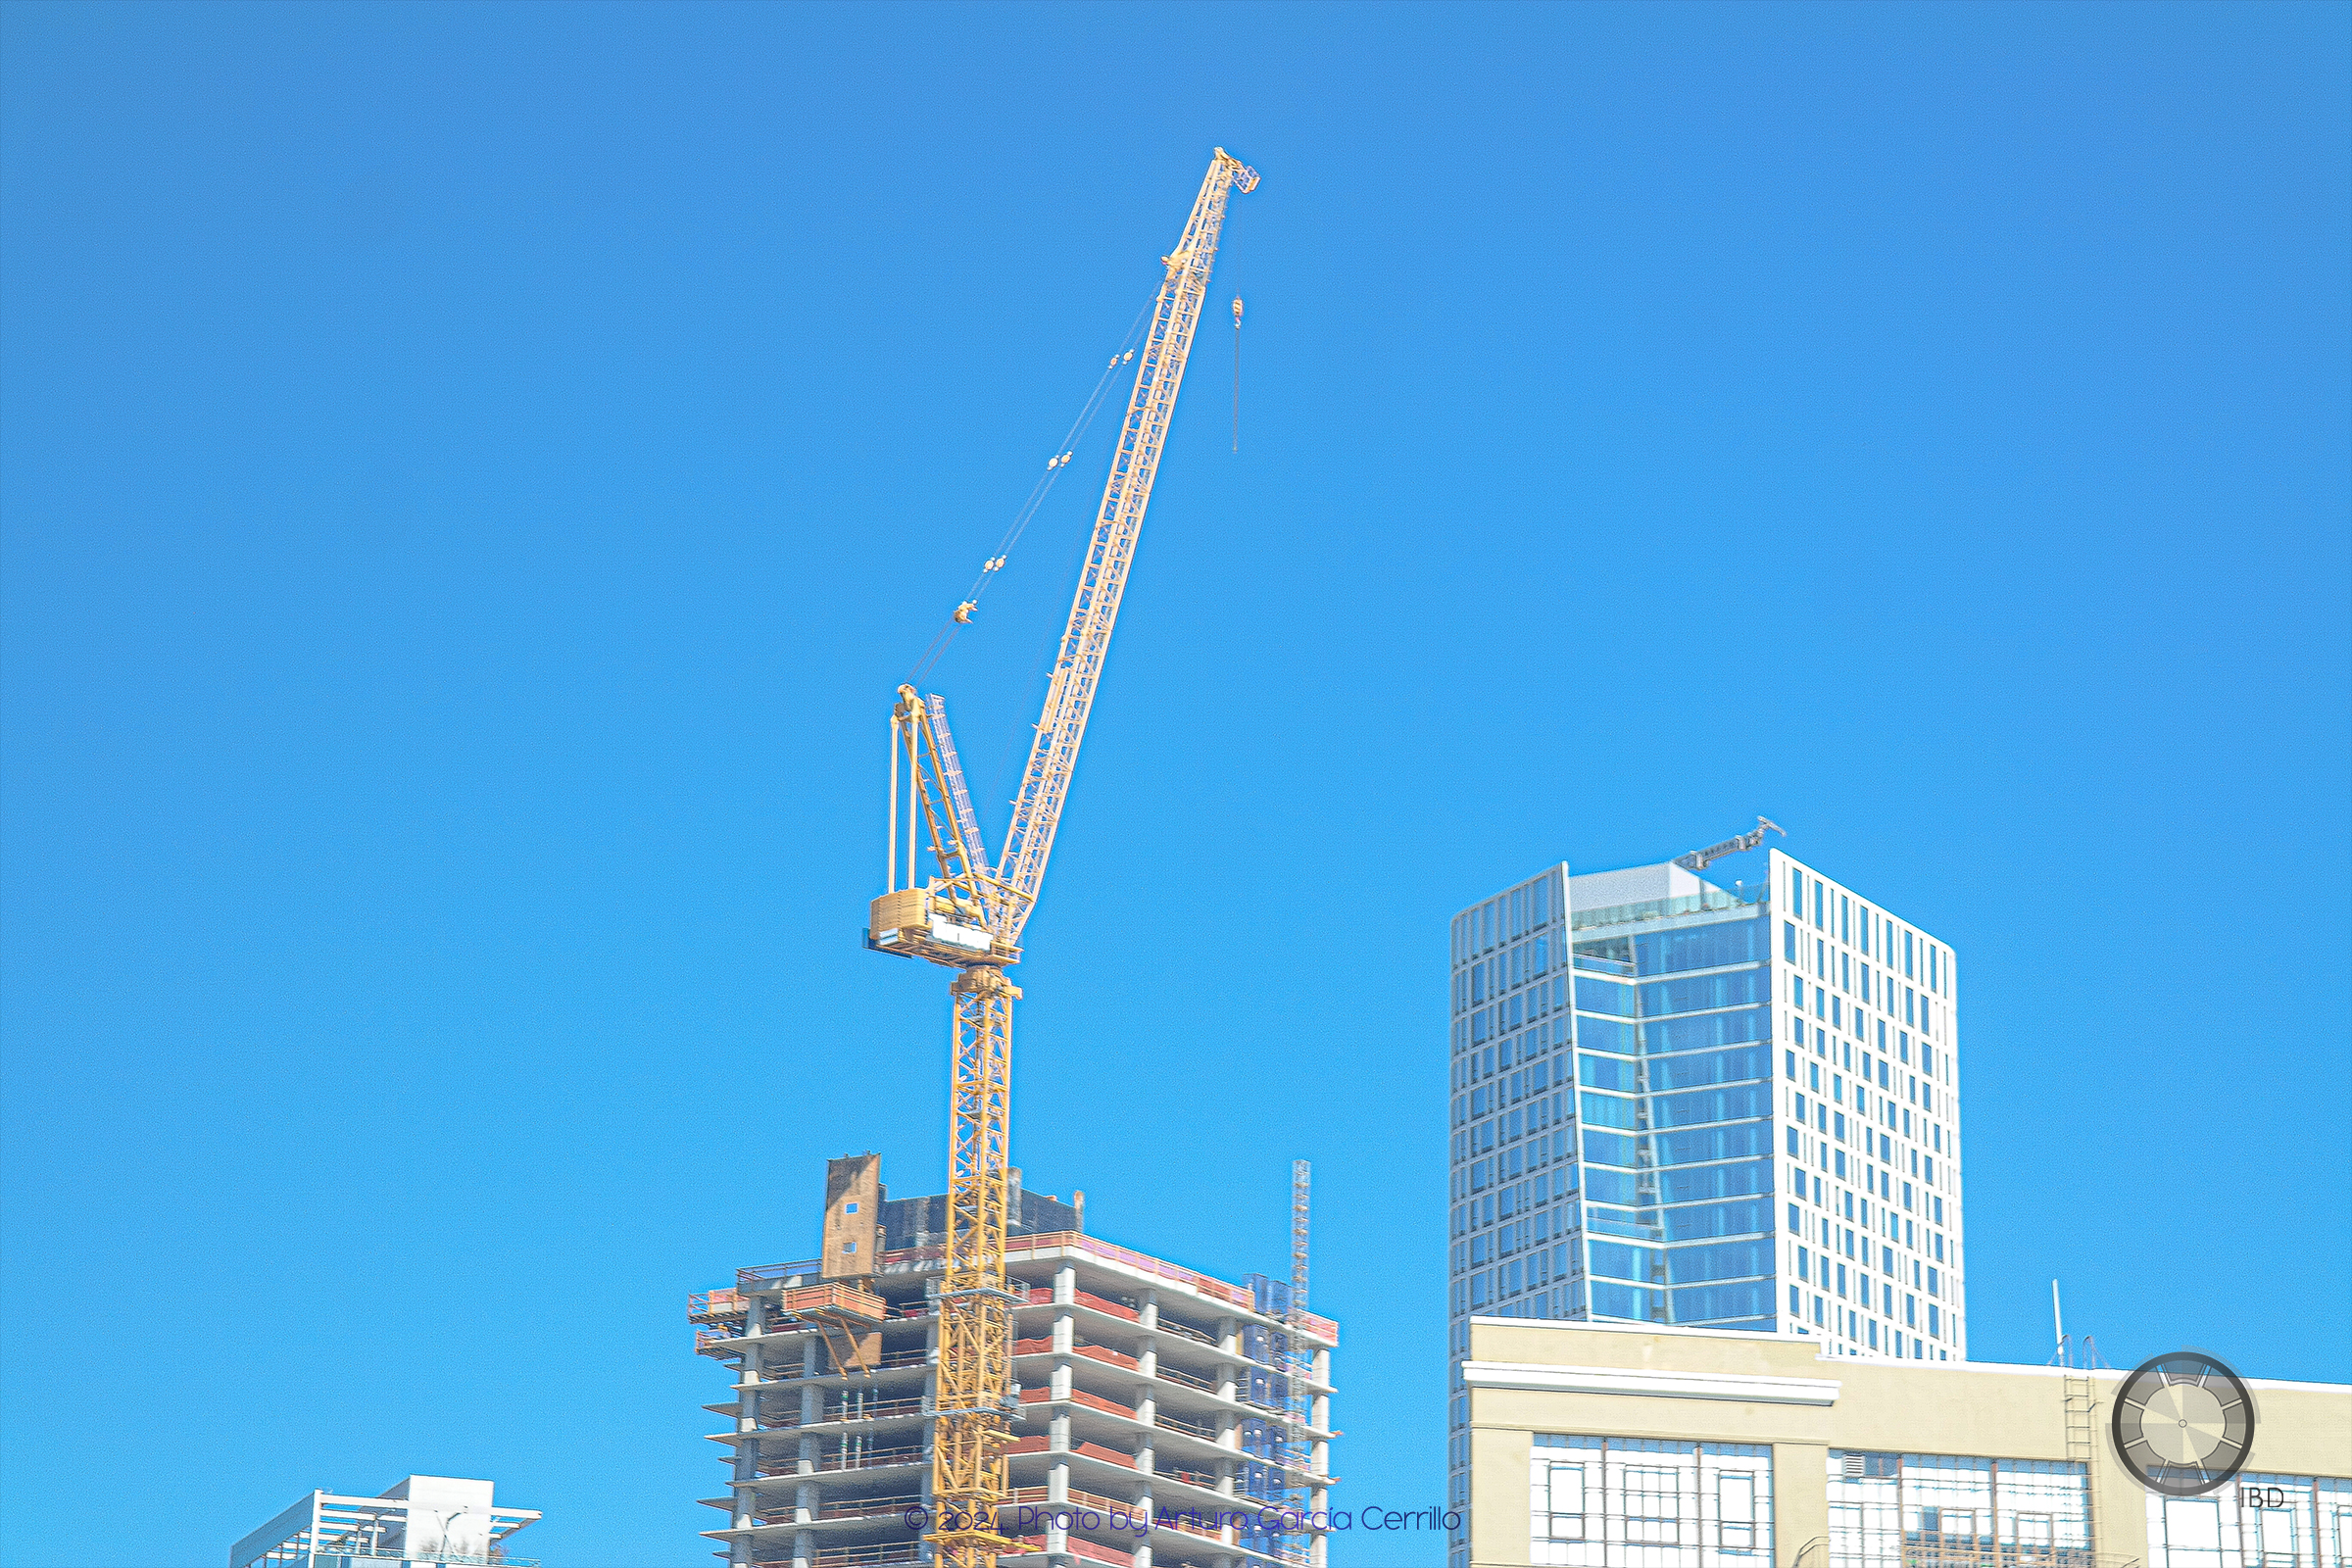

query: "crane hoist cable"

left=906, top=297, right=1156, bottom=682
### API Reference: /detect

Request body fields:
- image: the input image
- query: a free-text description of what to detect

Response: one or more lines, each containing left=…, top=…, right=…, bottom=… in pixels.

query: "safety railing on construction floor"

left=755, top=1394, right=927, bottom=1430
left=738, top=1260, right=821, bottom=1290
left=813, top=1545, right=923, bottom=1568
left=821, top=1445, right=926, bottom=1472
left=1157, top=1363, right=1215, bottom=1394
left=752, top=1493, right=920, bottom=1526
left=1020, top=1387, right=1139, bottom=1421
left=831, top=1395, right=927, bottom=1423
left=1000, top=1539, right=1134, bottom=1567
left=752, top=1547, right=922, bottom=1568
left=757, top=1446, right=929, bottom=1478
left=1153, top=1318, right=1218, bottom=1348
left=761, top=1344, right=927, bottom=1379
left=1155, top=1410, right=1218, bottom=1441
left=1011, top=1334, right=1146, bottom=1369
left=1153, top=1464, right=1221, bottom=1491
left=1009, top=1438, right=1139, bottom=1468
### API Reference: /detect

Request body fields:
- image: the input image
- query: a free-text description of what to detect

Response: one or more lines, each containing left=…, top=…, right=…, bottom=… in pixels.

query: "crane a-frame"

left=864, top=149, right=1257, bottom=1568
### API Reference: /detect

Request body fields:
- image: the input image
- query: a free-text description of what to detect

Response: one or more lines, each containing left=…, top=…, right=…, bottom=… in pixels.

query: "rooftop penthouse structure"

left=689, top=1156, right=1338, bottom=1568
left=229, top=1475, right=539, bottom=1568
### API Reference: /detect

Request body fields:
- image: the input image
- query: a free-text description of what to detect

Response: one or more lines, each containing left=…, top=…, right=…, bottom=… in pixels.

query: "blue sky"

left=2, top=2, right=2346, bottom=1563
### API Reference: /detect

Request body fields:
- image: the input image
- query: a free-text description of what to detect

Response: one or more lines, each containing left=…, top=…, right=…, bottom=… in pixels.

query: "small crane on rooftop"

left=864, top=149, right=1257, bottom=1568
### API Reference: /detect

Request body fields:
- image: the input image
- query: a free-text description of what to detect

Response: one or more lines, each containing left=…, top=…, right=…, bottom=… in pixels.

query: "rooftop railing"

left=1570, top=884, right=1767, bottom=931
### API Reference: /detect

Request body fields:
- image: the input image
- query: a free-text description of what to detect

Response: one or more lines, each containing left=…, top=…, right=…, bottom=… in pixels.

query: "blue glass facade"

left=1446, top=851, right=1966, bottom=1373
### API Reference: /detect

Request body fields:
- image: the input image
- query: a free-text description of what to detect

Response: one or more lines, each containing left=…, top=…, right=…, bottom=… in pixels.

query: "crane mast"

left=864, top=149, right=1256, bottom=1568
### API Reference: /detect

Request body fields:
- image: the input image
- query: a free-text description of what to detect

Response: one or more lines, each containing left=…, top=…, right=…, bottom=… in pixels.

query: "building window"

left=1628, top=1467, right=1682, bottom=1544
left=1721, top=1473, right=1759, bottom=1549
left=1531, top=1437, right=1774, bottom=1568
left=1544, top=1462, right=1588, bottom=1540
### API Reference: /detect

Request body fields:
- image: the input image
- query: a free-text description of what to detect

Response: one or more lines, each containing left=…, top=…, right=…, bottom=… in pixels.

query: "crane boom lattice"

left=995, top=150, right=1259, bottom=943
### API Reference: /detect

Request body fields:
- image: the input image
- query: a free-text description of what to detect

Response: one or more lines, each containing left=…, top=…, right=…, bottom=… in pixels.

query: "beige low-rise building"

left=1450, top=1319, right=2349, bottom=1568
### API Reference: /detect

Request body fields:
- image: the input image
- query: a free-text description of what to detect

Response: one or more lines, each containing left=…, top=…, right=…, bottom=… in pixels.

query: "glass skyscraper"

left=1444, top=849, right=1965, bottom=1361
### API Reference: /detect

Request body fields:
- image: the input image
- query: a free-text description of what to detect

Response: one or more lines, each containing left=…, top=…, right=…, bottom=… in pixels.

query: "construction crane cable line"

left=862, top=149, right=1258, bottom=1568
left=907, top=294, right=1160, bottom=682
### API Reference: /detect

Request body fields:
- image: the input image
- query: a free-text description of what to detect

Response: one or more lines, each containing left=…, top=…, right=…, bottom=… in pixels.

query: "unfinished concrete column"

left=1048, top=1456, right=1069, bottom=1505
left=1139, top=1289, right=1158, bottom=1332
left=1054, top=1263, right=1076, bottom=1304
left=792, top=1528, right=811, bottom=1568
left=1053, top=1306, right=1074, bottom=1354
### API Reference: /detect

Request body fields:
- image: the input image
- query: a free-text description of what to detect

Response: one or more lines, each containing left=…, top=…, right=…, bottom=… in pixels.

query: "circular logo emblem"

left=2112, top=1350, right=2255, bottom=1496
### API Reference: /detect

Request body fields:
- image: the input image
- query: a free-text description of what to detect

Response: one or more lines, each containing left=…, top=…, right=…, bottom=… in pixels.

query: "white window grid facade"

left=1826, top=1451, right=2094, bottom=1568
left=2147, top=1476, right=2352, bottom=1568
left=1529, top=1435, right=1774, bottom=1568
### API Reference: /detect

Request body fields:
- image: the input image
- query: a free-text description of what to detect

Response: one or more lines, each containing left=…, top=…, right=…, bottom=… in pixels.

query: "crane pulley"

left=863, top=148, right=1257, bottom=1568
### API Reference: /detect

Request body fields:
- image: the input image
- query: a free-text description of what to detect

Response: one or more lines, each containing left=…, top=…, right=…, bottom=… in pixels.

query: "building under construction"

left=690, top=1154, right=1339, bottom=1568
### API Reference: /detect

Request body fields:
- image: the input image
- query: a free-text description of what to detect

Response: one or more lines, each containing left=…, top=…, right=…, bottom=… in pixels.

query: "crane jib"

left=994, top=150, right=1256, bottom=939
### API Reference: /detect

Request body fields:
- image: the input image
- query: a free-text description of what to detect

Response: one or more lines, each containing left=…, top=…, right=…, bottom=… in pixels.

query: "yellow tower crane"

left=864, top=148, right=1257, bottom=1568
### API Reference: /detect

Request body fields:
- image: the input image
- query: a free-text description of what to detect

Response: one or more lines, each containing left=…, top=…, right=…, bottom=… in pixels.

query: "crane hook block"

left=954, top=602, right=976, bottom=624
